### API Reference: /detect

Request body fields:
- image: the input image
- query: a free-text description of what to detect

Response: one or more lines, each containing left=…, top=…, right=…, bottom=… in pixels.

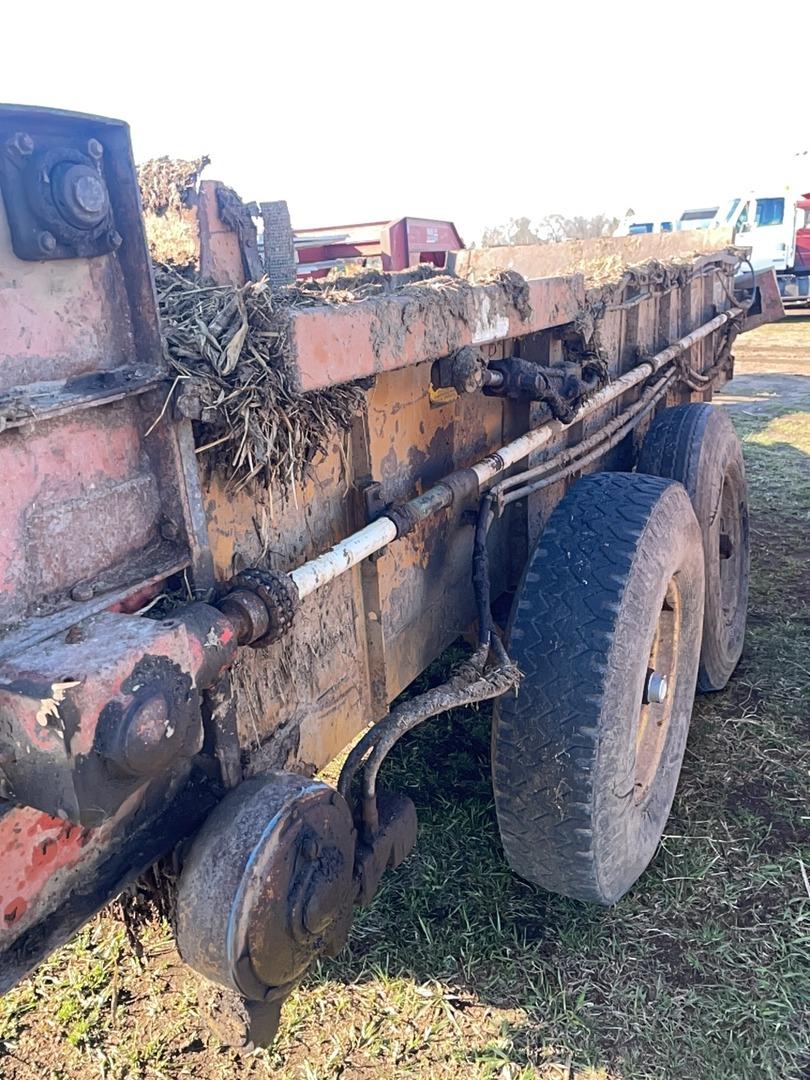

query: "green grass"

left=1, top=324, right=808, bottom=1079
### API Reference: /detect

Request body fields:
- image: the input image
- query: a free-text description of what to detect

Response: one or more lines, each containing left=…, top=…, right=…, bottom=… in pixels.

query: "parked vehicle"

left=614, top=211, right=677, bottom=235
left=0, top=105, right=783, bottom=1050
left=293, top=216, right=464, bottom=278
left=614, top=207, right=719, bottom=236
left=721, top=190, right=810, bottom=303
left=678, top=206, right=719, bottom=230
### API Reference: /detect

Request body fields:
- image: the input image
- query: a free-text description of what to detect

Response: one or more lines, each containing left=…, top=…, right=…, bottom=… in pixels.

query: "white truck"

left=721, top=190, right=810, bottom=304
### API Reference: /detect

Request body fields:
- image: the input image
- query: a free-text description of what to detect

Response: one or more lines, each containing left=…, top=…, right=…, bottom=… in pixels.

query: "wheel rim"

left=634, top=577, right=681, bottom=804
left=718, top=470, right=746, bottom=631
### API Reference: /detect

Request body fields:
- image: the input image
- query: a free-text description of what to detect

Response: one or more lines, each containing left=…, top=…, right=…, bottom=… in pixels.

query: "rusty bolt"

left=87, top=138, right=104, bottom=160
left=70, top=582, right=94, bottom=602
left=8, top=132, right=34, bottom=156
left=160, top=519, right=180, bottom=541
left=65, top=625, right=85, bottom=644
left=37, top=231, right=57, bottom=255
left=175, top=387, right=203, bottom=420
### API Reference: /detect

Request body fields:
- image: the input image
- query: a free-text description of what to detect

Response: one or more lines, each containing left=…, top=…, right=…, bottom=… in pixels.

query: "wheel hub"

left=634, top=578, right=681, bottom=804
left=175, top=774, right=356, bottom=1002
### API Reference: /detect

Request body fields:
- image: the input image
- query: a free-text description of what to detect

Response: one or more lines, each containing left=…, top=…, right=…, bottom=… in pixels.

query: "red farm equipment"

left=0, top=104, right=783, bottom=1048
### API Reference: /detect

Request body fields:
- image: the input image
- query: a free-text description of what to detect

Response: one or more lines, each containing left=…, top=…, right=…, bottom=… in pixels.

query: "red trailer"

left=294, top=216, right=463, bottom=278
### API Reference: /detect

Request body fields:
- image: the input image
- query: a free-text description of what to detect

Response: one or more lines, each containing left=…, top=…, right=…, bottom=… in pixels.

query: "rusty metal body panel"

left=286, top=275, right=584, bottom=391
left=448, top=229, right=738, bottom=280
left=0, top=104, right=781, bottom=990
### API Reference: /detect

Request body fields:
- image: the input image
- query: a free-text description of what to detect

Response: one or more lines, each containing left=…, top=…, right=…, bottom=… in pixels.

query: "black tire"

left=637, top=403, right=750, bottom=692
left=492, top=472, right=704, bottom=905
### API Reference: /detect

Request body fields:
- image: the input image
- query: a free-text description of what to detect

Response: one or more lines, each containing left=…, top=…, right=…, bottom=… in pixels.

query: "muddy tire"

left=492, top=472, right=704, bottom=905
left=637, top=403, right=750, bottom=692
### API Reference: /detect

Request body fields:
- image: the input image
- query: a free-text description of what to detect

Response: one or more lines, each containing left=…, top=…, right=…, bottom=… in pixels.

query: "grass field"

left=1, top=318, right=808, bottom=1080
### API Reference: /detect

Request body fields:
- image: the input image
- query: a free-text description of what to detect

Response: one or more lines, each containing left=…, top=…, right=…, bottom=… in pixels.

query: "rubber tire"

left=637, top=403, right=750, bottom=692
left=492, top=472, right=704, bottom=905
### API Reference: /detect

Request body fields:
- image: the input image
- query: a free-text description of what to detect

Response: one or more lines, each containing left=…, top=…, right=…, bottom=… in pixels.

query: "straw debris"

left=152, top=259, right=532, bottom=493
left=137, top=156, right=210, bottom=217
left=153, top=264, right=366, bottom=493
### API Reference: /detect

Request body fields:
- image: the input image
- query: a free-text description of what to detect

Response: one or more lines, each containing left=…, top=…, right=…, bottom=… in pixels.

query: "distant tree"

left=509, top=216, right=543, bottom=245
left=537, top=212, right=619, bottom=242
left=481, top=223, right=508, bottom=247
left=481, top=216, right=542, bottom=247
left=481, top=212, right=618, bottom=247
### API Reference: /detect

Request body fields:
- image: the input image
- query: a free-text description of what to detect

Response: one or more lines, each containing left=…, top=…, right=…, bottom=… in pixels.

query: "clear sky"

left=3, top=1, right=804, bottom=243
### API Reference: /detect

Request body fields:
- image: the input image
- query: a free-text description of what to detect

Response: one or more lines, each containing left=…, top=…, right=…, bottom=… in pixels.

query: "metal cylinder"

left=175, top=773, right=356, bottom=1001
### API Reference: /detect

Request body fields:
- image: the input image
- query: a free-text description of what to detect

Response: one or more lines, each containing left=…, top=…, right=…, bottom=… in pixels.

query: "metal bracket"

left=0, top=131, right=118, bottom=261
left=353, top=792, right=418, bottom=907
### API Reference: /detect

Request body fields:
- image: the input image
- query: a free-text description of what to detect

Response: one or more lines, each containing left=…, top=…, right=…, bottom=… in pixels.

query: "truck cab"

left=722, top=189, right=810, bottom=302
left=730, top=193, right=793, bottom=271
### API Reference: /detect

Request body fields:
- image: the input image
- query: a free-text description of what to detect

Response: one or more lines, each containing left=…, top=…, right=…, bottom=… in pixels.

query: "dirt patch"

left=365, top=269, right=531, bottom=362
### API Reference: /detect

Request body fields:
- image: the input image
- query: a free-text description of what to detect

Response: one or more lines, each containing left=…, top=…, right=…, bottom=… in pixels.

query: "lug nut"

left=87, top=138, right=104, bottom=160
left=37, top=231, right=56, bottom=254
left=644, top=670, right=669, bottom=705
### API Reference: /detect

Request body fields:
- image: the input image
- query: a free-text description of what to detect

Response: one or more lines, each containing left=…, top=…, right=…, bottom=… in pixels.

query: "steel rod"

left=288, top=308, right=740, bottom=600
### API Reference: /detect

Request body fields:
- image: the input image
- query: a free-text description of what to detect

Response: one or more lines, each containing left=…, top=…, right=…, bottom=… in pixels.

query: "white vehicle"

left=677, top=207, right=719, bottom=231
left=614, top=212, right=677, bottom=236
left=614, top=207, right=719, bottom=237
left=720, top=190, right=810, bottom=303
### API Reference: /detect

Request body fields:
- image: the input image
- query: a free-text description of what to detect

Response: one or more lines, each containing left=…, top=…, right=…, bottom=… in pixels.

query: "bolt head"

left=70, top=582, right=94, bottom=602
left=73, top=172, right=106, bottom=215
left=87, top=138, right=104, bottom=160
left=37, top=231, right=56, bottom=254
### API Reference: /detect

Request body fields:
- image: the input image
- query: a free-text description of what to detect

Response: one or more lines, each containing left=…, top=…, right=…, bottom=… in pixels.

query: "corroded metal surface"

left=285, top=275, right=584, bottom=391
left=0, top=103, right=759, bottom=1002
